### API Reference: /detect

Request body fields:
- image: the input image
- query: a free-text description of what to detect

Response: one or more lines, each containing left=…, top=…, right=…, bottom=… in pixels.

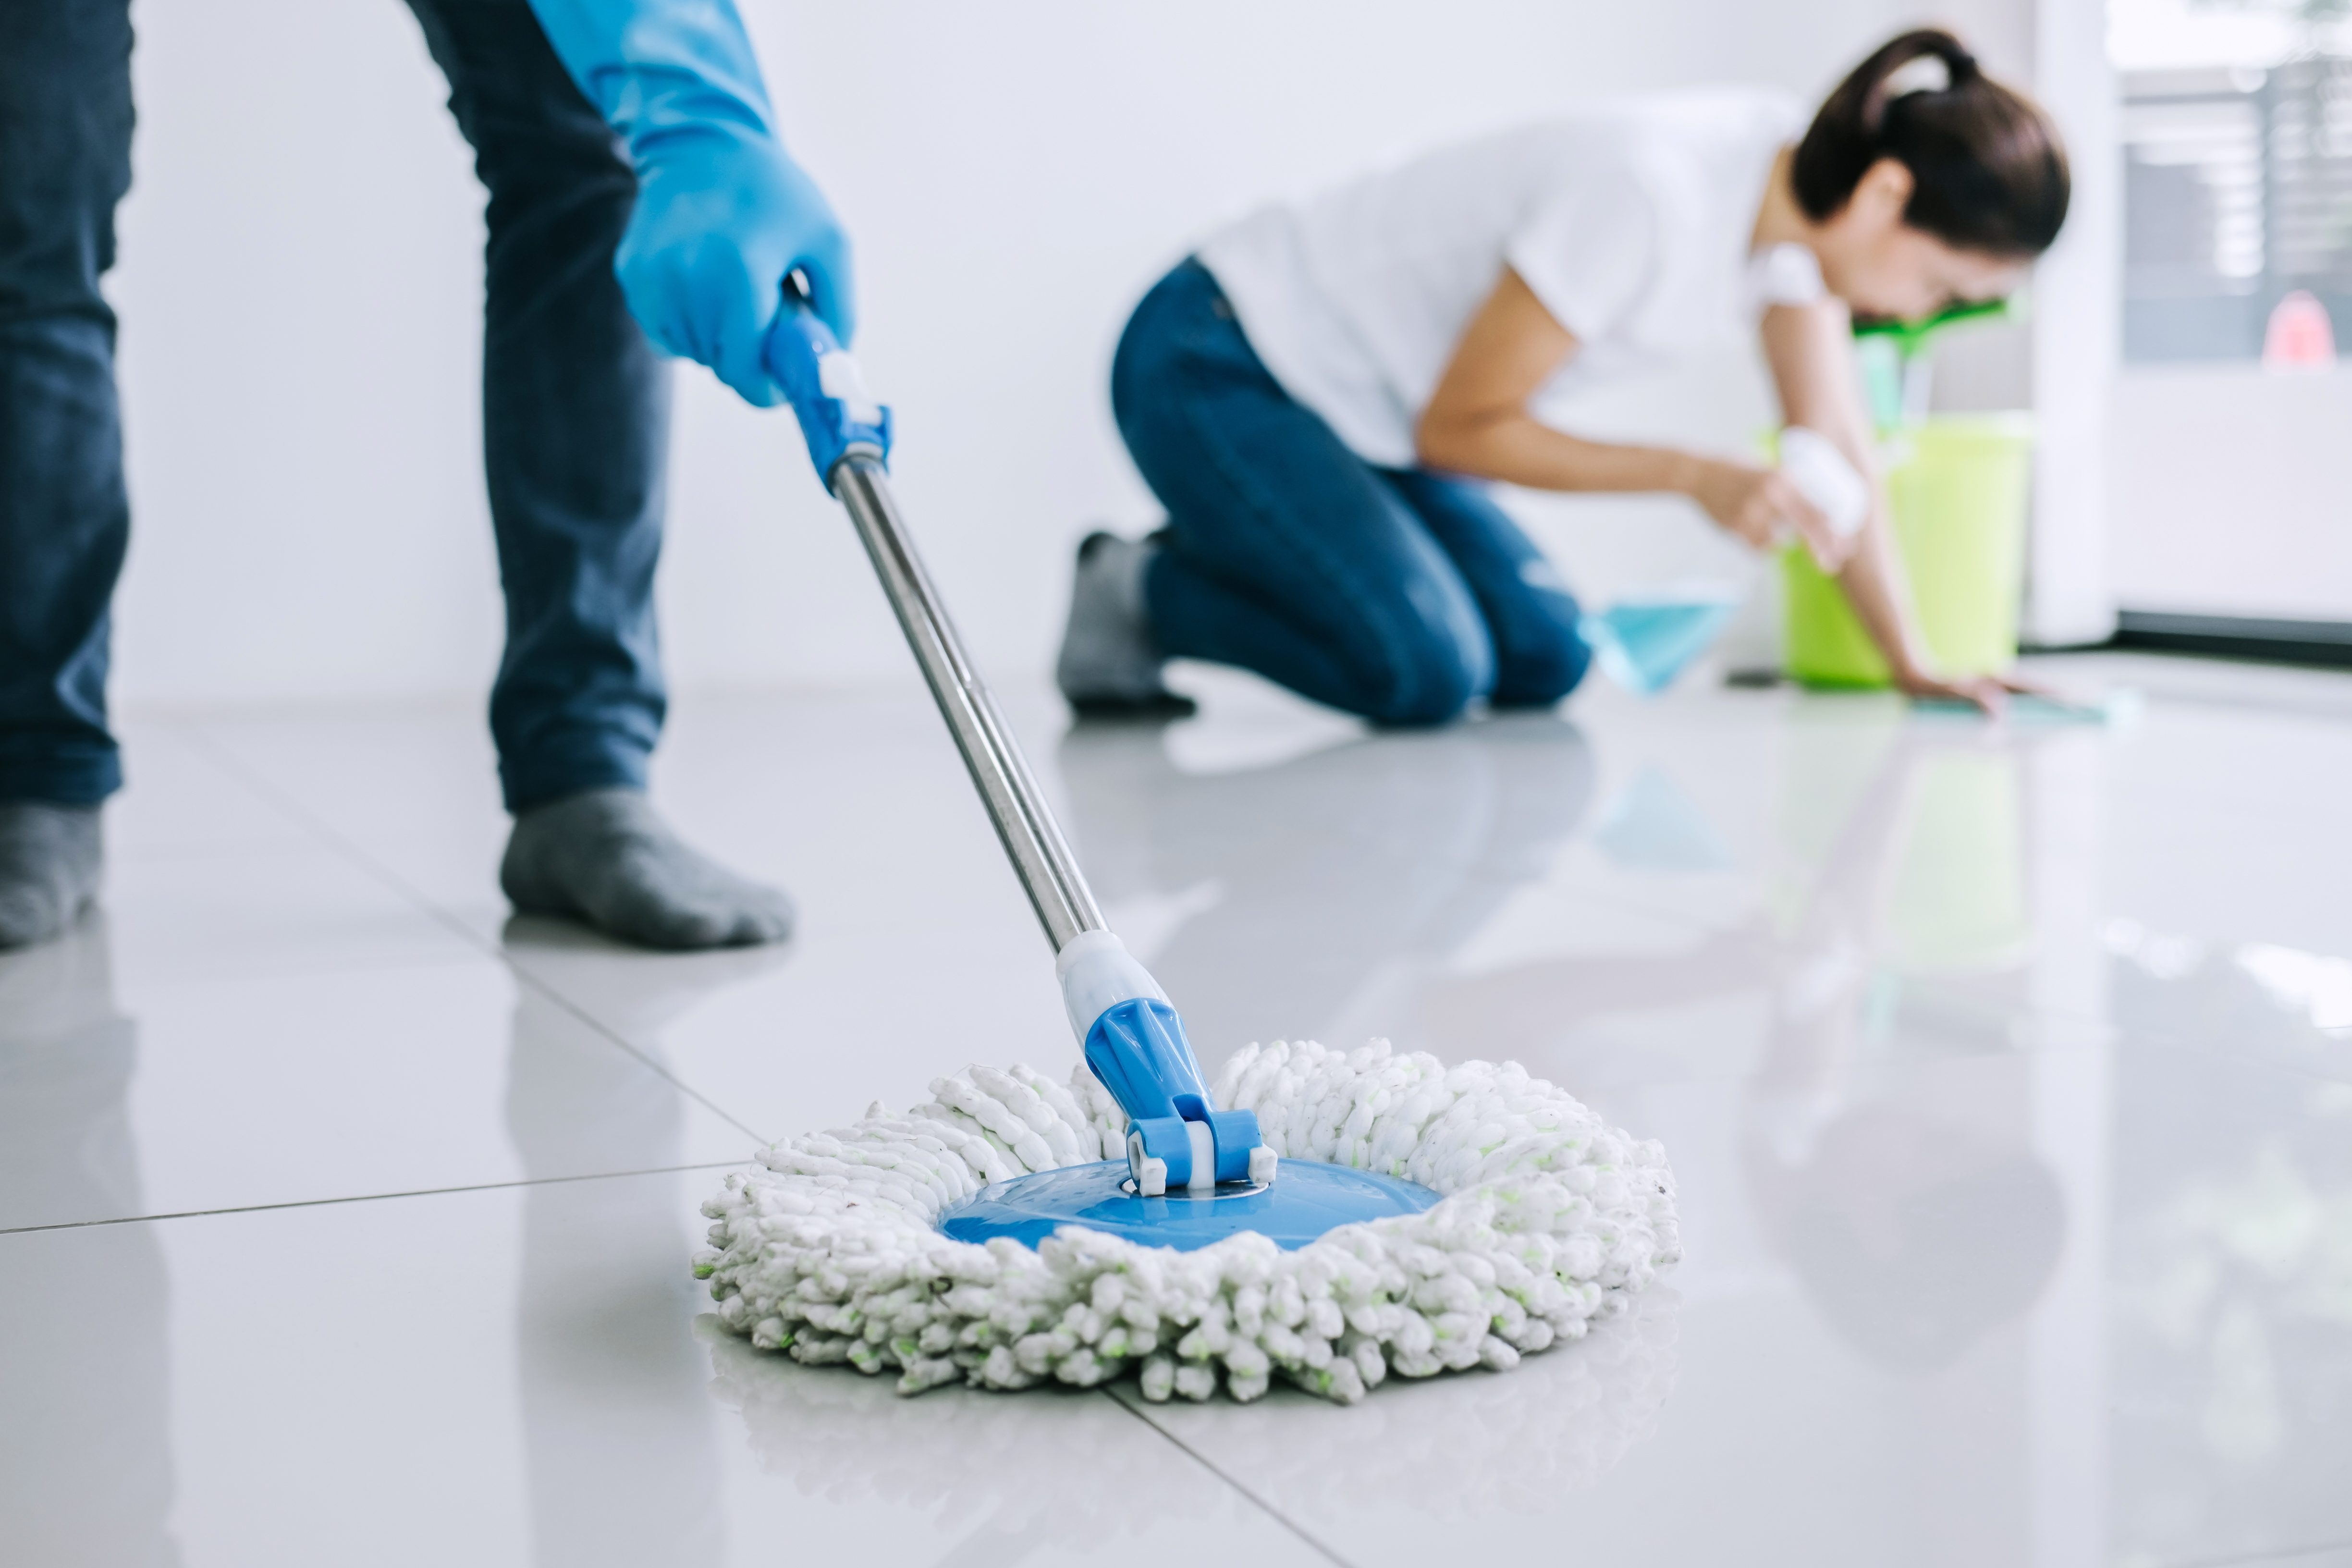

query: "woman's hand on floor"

left=1683, top=457, right=1853, bottom=572
left=1895, top=665, right=2053, bottom=717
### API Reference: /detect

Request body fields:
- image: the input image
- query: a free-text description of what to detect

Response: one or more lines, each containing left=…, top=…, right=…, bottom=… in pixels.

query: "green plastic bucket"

left=1782, top=414, right=2034, bottom=687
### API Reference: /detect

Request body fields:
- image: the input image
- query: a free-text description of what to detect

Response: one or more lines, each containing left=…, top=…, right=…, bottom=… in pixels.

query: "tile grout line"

left=174, top=724, right=772, bottom=1147
left=1101, top=1390, right=1354, bottom=1568
left=0, top=1161, right=746, bottom=1237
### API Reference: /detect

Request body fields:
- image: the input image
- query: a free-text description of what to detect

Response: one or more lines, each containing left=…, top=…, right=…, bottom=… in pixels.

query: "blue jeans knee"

left=1357, top=605, right=1494, bottom=727
left=1491, top=607, right=1593, bottom=709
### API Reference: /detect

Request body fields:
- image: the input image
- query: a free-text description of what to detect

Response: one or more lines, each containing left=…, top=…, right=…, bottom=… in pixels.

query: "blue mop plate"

left=938, top=1159, right=1440, bottom=1252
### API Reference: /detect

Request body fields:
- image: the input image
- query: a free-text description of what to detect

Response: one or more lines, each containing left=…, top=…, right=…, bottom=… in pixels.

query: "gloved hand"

left=619, top=123, right=851, bottom=405
left=526, top=0, right=852, bottom=406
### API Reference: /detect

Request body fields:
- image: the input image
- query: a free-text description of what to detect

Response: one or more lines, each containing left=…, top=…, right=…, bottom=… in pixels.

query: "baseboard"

left=2107, top=610, right=2352, bottom=669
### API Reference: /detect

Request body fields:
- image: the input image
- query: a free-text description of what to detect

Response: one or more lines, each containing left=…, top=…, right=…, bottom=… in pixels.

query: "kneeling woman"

left=1057, top=30, right=2068, bottom=723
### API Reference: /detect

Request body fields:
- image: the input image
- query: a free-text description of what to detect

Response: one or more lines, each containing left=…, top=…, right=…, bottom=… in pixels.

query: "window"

left=2118, top=1, right=2352, bottom=362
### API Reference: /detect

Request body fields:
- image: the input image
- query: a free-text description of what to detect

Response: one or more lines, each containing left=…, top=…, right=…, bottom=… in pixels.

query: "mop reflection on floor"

left=697, top=1280, right=1678, bottom=1536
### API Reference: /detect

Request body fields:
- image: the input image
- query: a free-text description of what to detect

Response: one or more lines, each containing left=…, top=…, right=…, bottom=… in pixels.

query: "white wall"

left=111, top=0, right=1967, bottom=710
left=2109, top=367, right=2352, bottom=621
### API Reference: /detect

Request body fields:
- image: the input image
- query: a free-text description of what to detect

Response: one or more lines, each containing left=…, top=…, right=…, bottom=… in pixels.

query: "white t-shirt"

left=1197, top=88, right=1812, bottom=469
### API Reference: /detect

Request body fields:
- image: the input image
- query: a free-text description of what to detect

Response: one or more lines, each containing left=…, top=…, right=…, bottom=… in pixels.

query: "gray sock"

left=500, top=789, right=795, bottom=952
left=1055, top=531, right=1195, bottom=717
left=0, top=804, right=103, bottom=950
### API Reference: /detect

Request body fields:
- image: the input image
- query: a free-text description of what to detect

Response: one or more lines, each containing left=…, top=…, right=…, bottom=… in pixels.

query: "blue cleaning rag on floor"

left=1580, top=597, right=1742, bottom=696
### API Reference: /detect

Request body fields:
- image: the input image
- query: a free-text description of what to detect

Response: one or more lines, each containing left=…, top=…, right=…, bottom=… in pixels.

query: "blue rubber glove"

left=526, top=0, right=852, bottom=405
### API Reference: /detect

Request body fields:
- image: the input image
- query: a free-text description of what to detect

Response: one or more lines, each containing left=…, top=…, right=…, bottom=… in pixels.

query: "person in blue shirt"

left=0, top=0, right=845, bottom=950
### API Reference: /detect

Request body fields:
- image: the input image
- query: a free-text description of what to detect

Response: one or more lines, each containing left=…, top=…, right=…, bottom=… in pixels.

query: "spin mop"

left=693, top=300, right=1680, bottom=1403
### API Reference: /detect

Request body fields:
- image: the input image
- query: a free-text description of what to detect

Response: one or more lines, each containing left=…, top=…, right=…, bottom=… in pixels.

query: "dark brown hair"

left=1793, top=28, right=2070, bottom=257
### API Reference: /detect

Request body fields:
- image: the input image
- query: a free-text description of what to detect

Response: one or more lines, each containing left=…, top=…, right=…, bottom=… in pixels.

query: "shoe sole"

left=1066, top=691, right=1199, bottom=721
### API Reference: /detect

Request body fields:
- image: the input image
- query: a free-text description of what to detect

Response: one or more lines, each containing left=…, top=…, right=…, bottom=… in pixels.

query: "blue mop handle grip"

left=1085, top=998, right=1263, bottom=1189
left=1055, top=931, right=1266, bottom=1188
left=764, top=285, right=892, bottom=492
left=1083, top=997, right=1211, bottom=1124
left=1057, top=931, right=1201, bottom=1121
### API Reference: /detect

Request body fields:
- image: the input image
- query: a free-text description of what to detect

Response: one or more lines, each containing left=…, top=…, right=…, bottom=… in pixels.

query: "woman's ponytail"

left=1793, top=28, right=2069, bottom=257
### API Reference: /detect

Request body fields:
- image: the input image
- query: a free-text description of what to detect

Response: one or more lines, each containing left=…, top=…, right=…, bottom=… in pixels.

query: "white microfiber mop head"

left=695, top=1040, right=1680, bottom=1405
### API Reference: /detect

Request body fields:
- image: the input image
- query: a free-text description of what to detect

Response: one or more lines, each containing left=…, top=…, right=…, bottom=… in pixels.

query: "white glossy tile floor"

left=4, top=651, right=2349, bottom=1567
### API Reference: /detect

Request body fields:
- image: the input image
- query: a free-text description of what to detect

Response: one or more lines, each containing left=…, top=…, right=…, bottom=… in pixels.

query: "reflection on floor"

left=1, top=651, right=2347, bottom=1567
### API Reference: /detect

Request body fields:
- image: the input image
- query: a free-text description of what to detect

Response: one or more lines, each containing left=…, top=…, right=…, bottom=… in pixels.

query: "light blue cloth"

left=527, top=0, right=853, bottom=404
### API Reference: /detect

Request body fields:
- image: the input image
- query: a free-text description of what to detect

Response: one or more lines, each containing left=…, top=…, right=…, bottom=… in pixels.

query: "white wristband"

left=1778, top=426, right=1870, bottom=539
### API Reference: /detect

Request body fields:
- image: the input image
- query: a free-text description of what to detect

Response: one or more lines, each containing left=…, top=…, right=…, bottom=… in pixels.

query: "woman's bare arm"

left=1414, top=268, right=1685, bottom=490
left=1761, top=298, right=2031, bottom=711
left=1417, top=269, right=1847, bottom=563
left=1760, top=300, right=1922, bottom=663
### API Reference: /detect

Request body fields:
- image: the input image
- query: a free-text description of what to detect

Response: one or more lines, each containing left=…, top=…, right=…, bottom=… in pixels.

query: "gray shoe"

left=0, top=803, right=103, bottom=950
left=1054, top=531, right=1195, bottom=719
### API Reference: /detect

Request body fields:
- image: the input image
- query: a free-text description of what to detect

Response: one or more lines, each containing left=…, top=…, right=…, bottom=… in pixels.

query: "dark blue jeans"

left=1113, top=259, right=1589, bottom=726
left=0, top=0, right=668, bottom=812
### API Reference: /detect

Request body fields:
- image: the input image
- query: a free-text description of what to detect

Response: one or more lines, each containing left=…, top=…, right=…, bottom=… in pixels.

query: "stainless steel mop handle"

left=832, top=454, right=1106, bottom=951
